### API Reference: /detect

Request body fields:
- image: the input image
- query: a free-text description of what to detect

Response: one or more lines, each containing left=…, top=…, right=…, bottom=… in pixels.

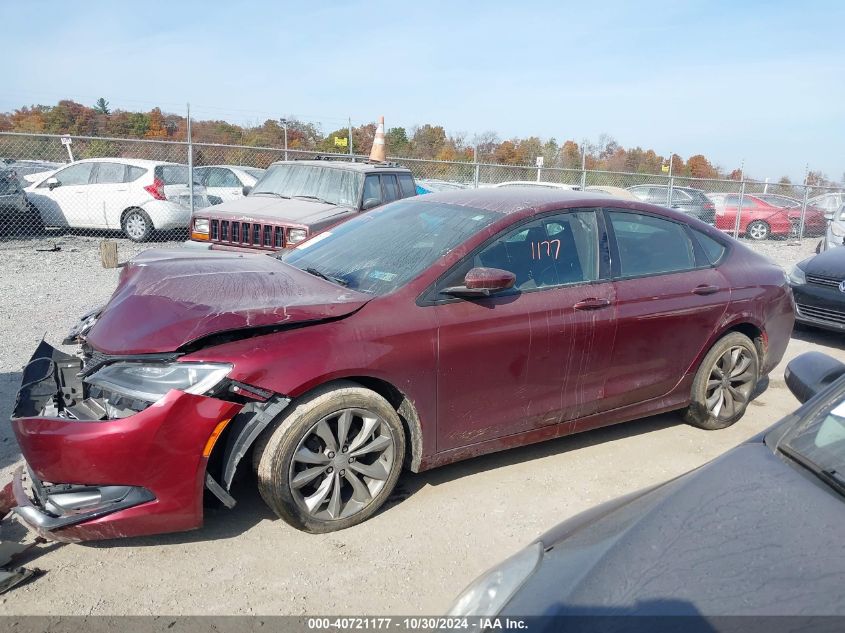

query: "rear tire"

left=122, top=208, right=154, bottom=242
left=746, top=220, right=771, bottom=241
left=684, top=332, right=759, bottom=430
left=254, top=381, right=405, bottom=533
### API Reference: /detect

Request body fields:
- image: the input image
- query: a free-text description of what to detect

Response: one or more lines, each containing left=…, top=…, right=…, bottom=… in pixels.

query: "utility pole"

left=580, top=140, right=587, bottom=191
left=281, top=118, right=288, bottom=161
left=666, top=151, right=674, bottom=207
left=732, top=160, right=746, bottom=239
left=187, top=103, right=193, bottom=216
left=348, top=117, right=353, bottom=159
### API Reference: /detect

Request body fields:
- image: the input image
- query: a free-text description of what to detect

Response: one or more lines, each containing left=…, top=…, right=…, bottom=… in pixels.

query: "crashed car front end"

left=10, top=338, right=260, bottom=542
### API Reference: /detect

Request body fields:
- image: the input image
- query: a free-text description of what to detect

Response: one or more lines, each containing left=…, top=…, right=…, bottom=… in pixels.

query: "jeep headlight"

left=87, top=362, right=232, bottom=404
left=193, top=217, right=210, bottom=234
left=447, top=542, right=542, bottom=617
left=287, top=228, right=308, bottom=244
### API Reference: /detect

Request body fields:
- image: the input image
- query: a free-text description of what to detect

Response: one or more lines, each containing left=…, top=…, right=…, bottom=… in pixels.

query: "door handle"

left=573, top=298, right=611, bottom=310
left=693, top=284, right=720, bottom=295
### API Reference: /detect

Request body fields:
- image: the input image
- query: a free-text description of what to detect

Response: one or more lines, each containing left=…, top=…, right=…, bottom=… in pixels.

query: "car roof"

left=266, top=159, right=411, bottom=174
left=411, top=187, right=634, bottom=215
left=197, top=164, right=265, bottom=171
left=69, top=158, right=182, bottom=168
left=629, top=184, right=706, bottom=194
left=493, top=181, right=577, bottom=188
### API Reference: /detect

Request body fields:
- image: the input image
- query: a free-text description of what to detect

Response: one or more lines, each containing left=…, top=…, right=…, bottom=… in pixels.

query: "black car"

left=789, top=247, right=845, bottom=331
left=448, top=352, right=845, bottom=620
left=627, top=185, right=716, bottom=224
left=0, top=167, right=41, bottom=234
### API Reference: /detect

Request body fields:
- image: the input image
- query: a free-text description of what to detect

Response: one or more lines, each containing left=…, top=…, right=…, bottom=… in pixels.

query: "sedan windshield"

left=252, top=164, right=362, bottom=207
left=280, top=200, right=500, bottom=296
left=778, top=395, right=845, bottom=495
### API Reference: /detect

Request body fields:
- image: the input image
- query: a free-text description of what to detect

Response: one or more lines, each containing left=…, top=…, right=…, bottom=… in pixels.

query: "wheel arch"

left=342, top=376, right=424, bottom=473
left=120, top=206, right=156, bottom=229
left=689, top=318, right=766, bottom=380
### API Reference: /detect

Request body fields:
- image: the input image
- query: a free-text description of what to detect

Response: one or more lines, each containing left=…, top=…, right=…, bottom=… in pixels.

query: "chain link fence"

left=1, top=131, right=842, bottom=270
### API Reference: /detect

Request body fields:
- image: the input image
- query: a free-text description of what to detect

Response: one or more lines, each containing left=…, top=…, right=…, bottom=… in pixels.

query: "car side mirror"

left=442, top=267, right=516, bottom=298
left=362, top=198, right=381, bottom=210
left=785, top=351, right=845, bottom=403
left=46, top=177, right=60, bottom=190
left=242, top=185, right=252, bottom=196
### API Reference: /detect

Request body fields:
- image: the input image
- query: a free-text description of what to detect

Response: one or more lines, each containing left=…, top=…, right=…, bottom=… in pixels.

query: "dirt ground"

left=0, top=236, right=842, bottom=615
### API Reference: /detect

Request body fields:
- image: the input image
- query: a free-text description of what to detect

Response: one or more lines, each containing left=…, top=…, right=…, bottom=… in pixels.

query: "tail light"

left=144, top=178, right=166, bottom=201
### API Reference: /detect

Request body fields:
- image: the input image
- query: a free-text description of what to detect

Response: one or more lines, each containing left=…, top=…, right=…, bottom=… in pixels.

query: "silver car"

left=821, top=203, right=845, bottom=251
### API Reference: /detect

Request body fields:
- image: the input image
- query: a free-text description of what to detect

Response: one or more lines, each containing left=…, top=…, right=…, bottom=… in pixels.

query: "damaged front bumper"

left=10, top=340, right=244, bottom=541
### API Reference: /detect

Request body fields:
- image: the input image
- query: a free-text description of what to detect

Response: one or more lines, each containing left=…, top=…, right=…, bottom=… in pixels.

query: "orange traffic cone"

left=369, top=116, right=386, bottom=162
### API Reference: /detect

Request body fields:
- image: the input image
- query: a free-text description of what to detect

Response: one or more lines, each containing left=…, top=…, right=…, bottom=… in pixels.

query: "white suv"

left=194, top=165, right=265, bottom=203
left=25, top=158, right=210, bottom=241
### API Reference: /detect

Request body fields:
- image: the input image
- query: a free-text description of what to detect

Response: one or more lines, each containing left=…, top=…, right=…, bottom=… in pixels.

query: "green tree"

left=93, top=98, right=110, bottom=115
left=386, top=127, right=410, bottom=156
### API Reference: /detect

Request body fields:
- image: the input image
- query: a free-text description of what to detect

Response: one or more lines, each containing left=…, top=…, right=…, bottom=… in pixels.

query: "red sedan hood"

left=86, top=249, right=371, bottom=355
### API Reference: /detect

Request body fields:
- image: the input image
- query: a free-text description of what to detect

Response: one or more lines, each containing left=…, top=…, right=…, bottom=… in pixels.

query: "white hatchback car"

left=194, top=165, right=265, bottom=203
left=25, top=158, right=210, bottom=241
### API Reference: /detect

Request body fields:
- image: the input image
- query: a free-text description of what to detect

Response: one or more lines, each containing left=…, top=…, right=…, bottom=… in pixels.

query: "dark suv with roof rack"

left=186, top=159, right=417, bottom=252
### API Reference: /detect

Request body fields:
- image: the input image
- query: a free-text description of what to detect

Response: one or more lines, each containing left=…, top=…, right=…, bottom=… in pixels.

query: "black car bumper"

left=791, top=282, right=845, bottom=331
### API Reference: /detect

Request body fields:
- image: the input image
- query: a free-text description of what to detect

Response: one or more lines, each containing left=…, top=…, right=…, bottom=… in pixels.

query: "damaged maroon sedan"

left=9, top=189, right=794, bottom=540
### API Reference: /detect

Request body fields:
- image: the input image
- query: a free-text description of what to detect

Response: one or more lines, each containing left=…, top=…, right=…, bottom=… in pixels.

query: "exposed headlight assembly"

left=447, top=542, right=543, bottom=617
left=86, top=361, right=232, bottom=404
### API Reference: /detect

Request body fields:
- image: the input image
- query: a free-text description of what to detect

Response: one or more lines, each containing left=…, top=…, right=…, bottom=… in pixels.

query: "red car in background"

left=754, top=193, right=828, bottom=237
left=708, top=193, right=793, bottom=240
left=8, top=190, right=794, bottom=541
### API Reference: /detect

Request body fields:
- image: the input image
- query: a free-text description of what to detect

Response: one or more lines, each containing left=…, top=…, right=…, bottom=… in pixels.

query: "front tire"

left=746, top=220, right=771, bottom=241
left=254, top=381, right=405, bottom=533
left=122, top=208, right=154, bottom=242
left=684, top=332, right=759, bottom=430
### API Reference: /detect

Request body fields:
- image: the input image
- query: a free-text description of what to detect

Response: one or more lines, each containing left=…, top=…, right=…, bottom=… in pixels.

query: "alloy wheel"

left=288, top=408, right=396, bottom=521
left=705, top=346, right=755, bottom=420
left=747, top=221, right=769, bottom=240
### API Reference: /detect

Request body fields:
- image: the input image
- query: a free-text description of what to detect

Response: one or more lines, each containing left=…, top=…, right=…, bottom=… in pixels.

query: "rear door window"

left=608, top=211, right=696, bottom=277
left=93, top=162, right=127, bottom=184
left=362, top=175, right=382, bottom=206
left=381, top=175, right=399, bottom=203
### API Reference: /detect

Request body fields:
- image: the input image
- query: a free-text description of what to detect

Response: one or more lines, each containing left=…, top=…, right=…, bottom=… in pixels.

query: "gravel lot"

left=0, top=233, right=841, bottom=615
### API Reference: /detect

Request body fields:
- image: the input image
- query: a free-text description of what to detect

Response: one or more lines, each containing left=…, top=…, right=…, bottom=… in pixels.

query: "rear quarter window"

left=691, top=228, right=727, bottom=264
left=398, top=173, right=416, bottom=198
left=127, top=166, right=147, bottom=182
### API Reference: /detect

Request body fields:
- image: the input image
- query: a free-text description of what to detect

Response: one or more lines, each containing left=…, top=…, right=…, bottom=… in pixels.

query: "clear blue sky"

left=5, top=0, right=843, bottom=181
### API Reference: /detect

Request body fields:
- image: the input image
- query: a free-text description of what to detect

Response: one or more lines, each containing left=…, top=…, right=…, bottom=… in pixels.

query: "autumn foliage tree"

left=0, top=99, right=817, bottom=183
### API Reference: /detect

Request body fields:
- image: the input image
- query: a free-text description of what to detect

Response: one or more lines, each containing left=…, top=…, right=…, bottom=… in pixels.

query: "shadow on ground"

left=792, top=323, right=845, bottom=351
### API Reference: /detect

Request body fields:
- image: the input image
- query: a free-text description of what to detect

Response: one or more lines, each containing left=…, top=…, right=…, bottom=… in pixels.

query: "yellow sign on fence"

left=334, top=137, right=348, bottom=147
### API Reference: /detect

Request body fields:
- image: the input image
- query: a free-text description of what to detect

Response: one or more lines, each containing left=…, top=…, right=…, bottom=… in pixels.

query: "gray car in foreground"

left=449, top=352, right=845, bottom=622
